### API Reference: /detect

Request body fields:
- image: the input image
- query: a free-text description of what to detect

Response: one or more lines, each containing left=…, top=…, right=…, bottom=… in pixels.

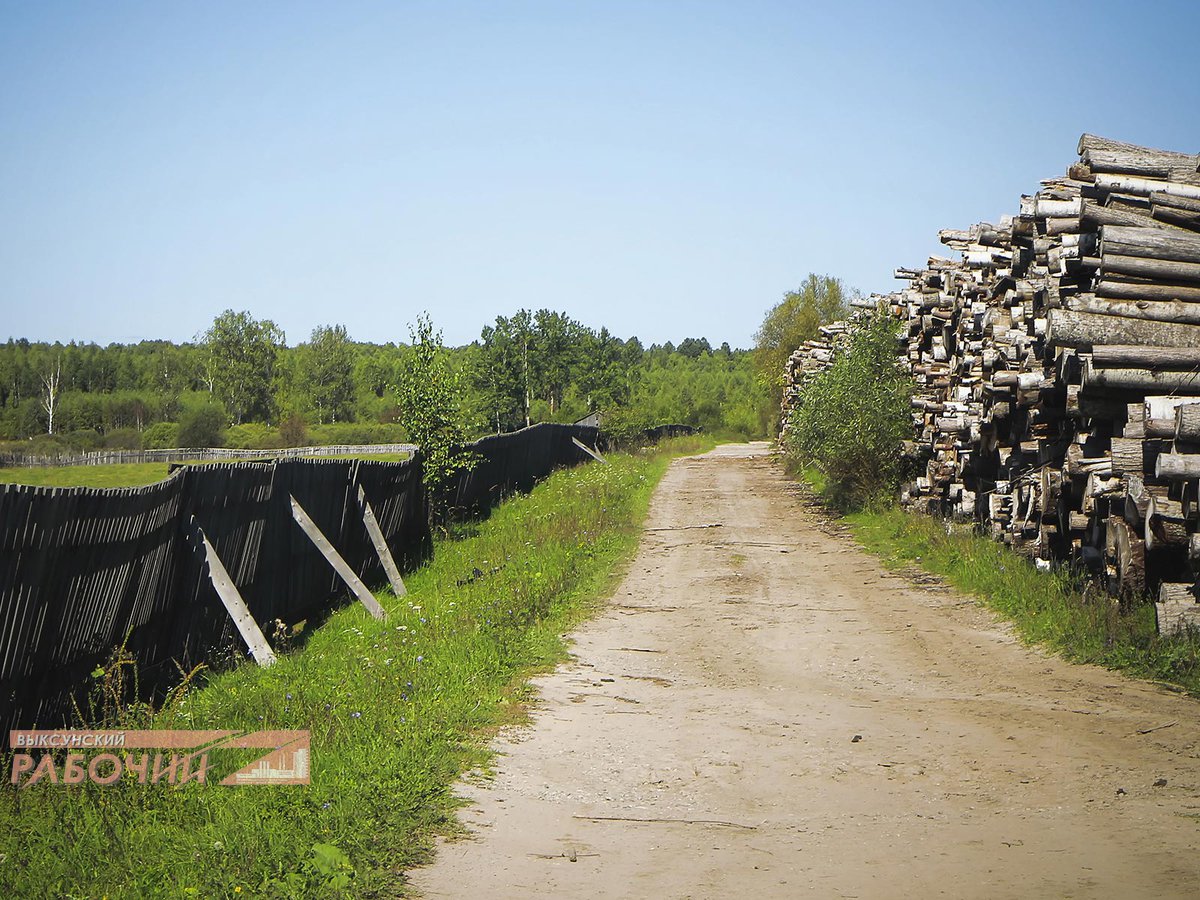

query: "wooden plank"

left=289, top=495, right=386, bottom=620
left=571, top=436, right=607, bottom=464
left=196, top=521, right=276, bottom=667
left=355, top=484, right=406, bottom=597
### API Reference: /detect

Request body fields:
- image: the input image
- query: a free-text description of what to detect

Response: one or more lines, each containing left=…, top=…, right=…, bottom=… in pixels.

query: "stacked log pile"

left=784, top=135, right=1200, bottom=636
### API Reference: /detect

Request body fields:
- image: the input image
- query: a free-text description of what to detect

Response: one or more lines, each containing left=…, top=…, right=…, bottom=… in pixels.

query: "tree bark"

left=1156, top=454, right=1200, bottom=479
left=1048, top=309, right=1200, bottom=350
left=1101, top=254, right=1200, bottom=284
left=1175, top=403, right=1200, bottom=441
left=1062, top=293, right=1200, bottom=325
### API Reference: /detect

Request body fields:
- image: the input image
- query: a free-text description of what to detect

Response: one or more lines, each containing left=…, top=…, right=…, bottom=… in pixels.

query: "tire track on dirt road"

left=410, top=442, right=1200, bottom=899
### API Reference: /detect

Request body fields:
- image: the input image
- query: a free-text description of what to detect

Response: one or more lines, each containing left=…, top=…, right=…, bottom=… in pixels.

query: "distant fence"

left=0, top=423, right=603, bottom=730
left=0, top=443, right=418, bottom=469
left=440, top=423, right=602, bottom=518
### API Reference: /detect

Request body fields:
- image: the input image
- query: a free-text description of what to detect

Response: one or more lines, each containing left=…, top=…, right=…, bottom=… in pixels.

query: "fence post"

left=354, top=484, right=407, bottom=597
left=195, top=521, right=277, bottom=667
left=571, top=436, right=607, bottom=464
left=289, top=495, right=387, bottom=620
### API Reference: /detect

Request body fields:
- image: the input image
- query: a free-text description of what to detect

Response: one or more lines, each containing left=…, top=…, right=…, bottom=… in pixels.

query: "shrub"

left=141, top=422, right=179, bottom=449
left=177, top=404, right=226, bottom=448
left=101, top=428, right=142, bottom=450
left=279, top=413, right=308, bottom=447
left=784, top=310, right=913, bottom=510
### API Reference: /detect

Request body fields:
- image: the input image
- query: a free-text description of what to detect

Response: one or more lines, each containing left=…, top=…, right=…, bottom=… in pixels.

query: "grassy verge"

left=799, top=469, right=1200, bottom=695
left=0, top=437, right=707, bottom=898
left=0, top=454, right=413, bottom=489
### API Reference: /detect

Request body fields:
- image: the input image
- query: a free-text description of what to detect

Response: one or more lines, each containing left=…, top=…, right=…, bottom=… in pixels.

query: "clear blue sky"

left=2, top=1, right=1198, bottom=349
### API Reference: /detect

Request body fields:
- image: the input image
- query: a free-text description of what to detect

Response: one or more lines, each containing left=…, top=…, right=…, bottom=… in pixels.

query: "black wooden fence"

left=441, top=422, right=602, bottom=517
left=0, top=423, right=602, bottom=730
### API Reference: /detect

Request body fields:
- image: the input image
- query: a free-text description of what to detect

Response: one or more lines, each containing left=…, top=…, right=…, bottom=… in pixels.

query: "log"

left=1083, top=366, right=1200, bottom=394
left=1081, top=198, right=1174, bottom=231
left=1175, top=403, right=1200, bottom=441
left=1152, top=206, right=1200, bottom=232
left=1101, top=225, right=1200, bottom=263
left=1090, top=345, right=1200, bottom=368
left=1100, top=254, right=1200, bottom=285
left=1157, top=601, right=1200, bottom=637
left=1109, top=437, right=1148, bottom=476
left=1094, top=278, right=1200, bottom=303
left=1084, top=148, right=1200, bottom=185
left=1047, top=309, right=1200, bottom=350
left=1147, top=496, right=1189, bottom=550
left=1155, top=454, right=1200, bottom=480
left=1078, top=133, right=1199, bottom=165
left=1159, top=582, right=1199, bottom=604
left=1151, top=192, right=1200, bottom=215
left=1062, top=294, right=1200, bottom=326
left=1093, top=173, right=1200, bottom=201
left=1108, top=515, right=1146, bottom=595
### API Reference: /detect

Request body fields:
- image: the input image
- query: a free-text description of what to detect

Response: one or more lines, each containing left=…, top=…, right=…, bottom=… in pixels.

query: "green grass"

left=0, top=436, right=710, bottom=898
left=819, top=486, right=1200, bottom=696
left=0, top=454, right=413, bottom=489
left=0, top=462, right=173, bottom=488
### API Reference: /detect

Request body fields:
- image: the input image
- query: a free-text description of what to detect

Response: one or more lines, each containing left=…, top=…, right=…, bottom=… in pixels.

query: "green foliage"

left=784, top=311, right=913, bottom=510
left=101, top=427, right=143, bottom=450
left=395, top=314, right=475, bottom=493
left=620, top=346, right=764, bottom=438
left=202, top=310, right=285, bottom=424
left=141, top=421, right=179, bottom=449
left=1, top=311, right=771, bottom=447
left=177, top=403, right=227, bottom=449
left=300, top=325, right=356, bottom=424
left=306, top=422, right=408, bottom=446
left=754, top=274, right=851, bottom=423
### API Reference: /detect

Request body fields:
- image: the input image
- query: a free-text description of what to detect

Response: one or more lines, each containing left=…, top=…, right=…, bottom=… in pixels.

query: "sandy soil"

left=409, top=443, right=1200, bottom=899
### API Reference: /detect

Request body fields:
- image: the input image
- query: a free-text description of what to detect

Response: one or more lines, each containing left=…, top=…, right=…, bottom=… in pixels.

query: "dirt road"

left=410, top=443, right=1200, bottom=898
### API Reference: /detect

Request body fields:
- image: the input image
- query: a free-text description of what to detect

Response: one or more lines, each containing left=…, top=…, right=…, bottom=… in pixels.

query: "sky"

left=2, top=1, right=1198, bottom=350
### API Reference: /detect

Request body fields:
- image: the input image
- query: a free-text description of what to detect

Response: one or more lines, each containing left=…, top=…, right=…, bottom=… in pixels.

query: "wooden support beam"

left=196, top=520, right=276, bottom=667
left=290, top=495, right=386, bottom=620
left=355, top=484, right=406, bottom=597
left=571, top=436, right=607, bottom=464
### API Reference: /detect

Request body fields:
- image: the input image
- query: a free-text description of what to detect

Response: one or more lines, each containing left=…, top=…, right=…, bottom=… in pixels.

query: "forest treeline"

left=0, top=308, right=771, bottom=453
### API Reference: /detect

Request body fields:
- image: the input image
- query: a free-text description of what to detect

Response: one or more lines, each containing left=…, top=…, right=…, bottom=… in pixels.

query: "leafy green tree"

left=177, top=401, right=226, bottom=448
left=677, top=337, right=712, bottom=359
left=578, top=327, right=632, bottom=412
left=754, top=274, right=850, bottom=426
left=302, top=324, right=356, bottom=424
left=531, top=309, right=585, bottom=415
left=395, top=314, right=475, bottom=492
left=202, top=310, right=285, bottom=424
left=478, top=310, right=535, bottom=431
